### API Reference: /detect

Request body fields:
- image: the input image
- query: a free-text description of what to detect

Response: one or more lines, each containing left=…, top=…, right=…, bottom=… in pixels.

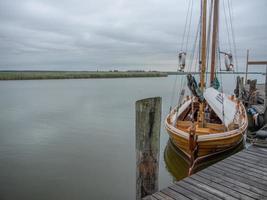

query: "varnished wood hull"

left=165, top=99, right=248, bottom=160
left=166, top=128, right=244, bottom=158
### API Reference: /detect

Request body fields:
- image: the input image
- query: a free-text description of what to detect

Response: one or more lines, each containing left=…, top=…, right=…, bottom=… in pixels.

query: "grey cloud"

left=0, top=0, right=266, bottom=71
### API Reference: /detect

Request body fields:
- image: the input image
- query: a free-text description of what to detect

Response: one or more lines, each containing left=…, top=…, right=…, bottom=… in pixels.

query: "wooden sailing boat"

left=165, top=0, right=248, bottom=171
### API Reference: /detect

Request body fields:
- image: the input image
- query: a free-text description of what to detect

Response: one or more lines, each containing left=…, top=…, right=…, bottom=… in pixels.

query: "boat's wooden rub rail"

left=165, top=99, right=248, bottom=141
left=144, top=146, right=267, bottom=200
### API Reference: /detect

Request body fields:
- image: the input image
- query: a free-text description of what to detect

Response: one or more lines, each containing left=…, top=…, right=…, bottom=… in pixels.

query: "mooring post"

left=235, top=76, right=244, bottom=99
left=135, top=97, right=161, bottom=200
left=245, top=49, right=249, bottom=83
left=265, top=65, right=267, bottom=107
left=264, top=65, right=267, bottom=122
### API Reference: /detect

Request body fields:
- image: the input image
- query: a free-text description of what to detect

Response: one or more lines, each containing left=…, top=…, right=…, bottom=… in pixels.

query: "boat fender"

left=248, top=108, right=259, bottom=125
left=248, top=108, right=265, bottom=128
left=248, top=107, right=257, bottom=116
left=256, top=130, right=267, bottom=139
left=224, top=53, right=234, bottom=71
left=178, top=52, right=186, bottom=71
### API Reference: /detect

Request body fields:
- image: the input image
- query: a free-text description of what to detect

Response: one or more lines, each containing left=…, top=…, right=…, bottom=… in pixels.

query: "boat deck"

left=145, top=146, right=267, bottom=200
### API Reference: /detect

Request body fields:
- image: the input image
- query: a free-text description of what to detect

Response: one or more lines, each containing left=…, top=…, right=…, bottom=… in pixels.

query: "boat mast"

left=210, top=0, right=219, bottom=84
left=199, top=0, right=207, bottom=127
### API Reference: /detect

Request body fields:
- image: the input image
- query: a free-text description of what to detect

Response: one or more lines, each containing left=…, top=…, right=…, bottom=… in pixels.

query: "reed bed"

left=0, top=71, right=168, bottom=80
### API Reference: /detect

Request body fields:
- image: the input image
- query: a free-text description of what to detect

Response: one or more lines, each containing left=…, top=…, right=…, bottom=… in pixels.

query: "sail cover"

left=203, top=87, right=237, bottom=126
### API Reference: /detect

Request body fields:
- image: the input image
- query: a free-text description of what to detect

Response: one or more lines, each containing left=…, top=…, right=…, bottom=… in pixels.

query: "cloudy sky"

left=0, top=0, right=266, bottom=71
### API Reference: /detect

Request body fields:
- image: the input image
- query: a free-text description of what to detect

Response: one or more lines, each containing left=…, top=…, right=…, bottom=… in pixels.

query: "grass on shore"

left=0, top=71, right=168, bottom=80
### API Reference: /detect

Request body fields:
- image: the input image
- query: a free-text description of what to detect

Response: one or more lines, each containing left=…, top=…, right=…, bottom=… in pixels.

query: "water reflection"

left=164, top=139, right=245, bottom=181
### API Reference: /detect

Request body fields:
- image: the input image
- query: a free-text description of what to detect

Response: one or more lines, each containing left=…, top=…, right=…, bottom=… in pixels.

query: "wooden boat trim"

left=165, top=98, right=248, bottom=142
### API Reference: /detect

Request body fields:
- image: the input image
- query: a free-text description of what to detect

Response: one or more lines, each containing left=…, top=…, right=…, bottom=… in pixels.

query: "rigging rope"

left=222, top=0, right=233, bottom=55
left=188, top=18, right=201, bottom=72
left=175, top=14, right=201, bottom=116
left=181, top=0, right=192, bottom=51
left=217, top=31, right=226, bottom=127
left=170, top=0, right=193, bottom=111
left=185, top=0, right=194, bottom=53
left=227, top=0, right=239, bottom=72
left=224, top=0, right=238, bottom=95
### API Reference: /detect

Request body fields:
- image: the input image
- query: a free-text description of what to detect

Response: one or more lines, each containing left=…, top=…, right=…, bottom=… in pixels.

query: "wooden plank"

left=248, top=146, right=267, bottom=155
left=175, top=180, right=222, bottom=200
left=155, top=192, right=175, bottom=200
left=207, top=166, right=267, bottom=192
left=239, top=149, right=267, bottom=160
left=247, top=147, right=267, bottom=156
left=231, top=152, right=267, bottom=165
left=217, top=161, right=267, bottom=181
left=184, top=177, right=236, bottom=200
left=223, top=158, right=267, bottom=176
left=149, top=193, right=161, bottom=200
left=150, top=146, right=267, bottom=199
left=210, top=164, right=265, bottom=185
left=143, top=195, right=158, bottom=200
left=229, top=155, right=267, bottom=169
left=198, top=171, right=265, bottom=199
left=213, top=164, right=267, bottom=185
left=151, top=192, right=170, bottom=200
left=169, top=184, right=205, bottom=200
left=208, top=165, right=267, bottom=191
left=161, top=188, right=190, bottom=200
left=235, top=152, right=267, bottom=165
left=237, top=150, right=266, bottom=160
left=199, top=170, right=267, bottom=199
left=239, top=148, right=266, bottom=159
left=226, top=156, right=267, bottom=173
left=191, top=174, right=255, bottom=200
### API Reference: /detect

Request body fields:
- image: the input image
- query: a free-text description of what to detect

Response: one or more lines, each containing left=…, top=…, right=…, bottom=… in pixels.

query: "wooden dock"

left=145, top=146, right=267, bottom=200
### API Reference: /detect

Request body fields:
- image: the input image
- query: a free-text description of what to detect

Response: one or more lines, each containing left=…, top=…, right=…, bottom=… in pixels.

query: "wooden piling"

left=135, top=97, right=161, bottom=200
left=234, top=76, right=241, bottom=98
left=245, top=49, right=249, bottom=83
left=264, top=65, right=267, bottom=122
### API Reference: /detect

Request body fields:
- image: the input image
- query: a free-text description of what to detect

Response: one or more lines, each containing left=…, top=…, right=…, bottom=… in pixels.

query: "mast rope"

left=175, top=12, right=201, bottom=116
left=185, top=0, right=194, bottom=53
left=186, top=15, right=201, bottom=123
left=170, top=0, right=193, bottom=111
left=222, top=0, right=237, bottom=94
left=188, top=18, right=201, bottom=72
left=217, top=32, right=226, bottom=126
left=227, top=0, right=239, bottom=72
left=224, top=0, right=238, bottom=94
left=222, top=0, right=233, bottom=55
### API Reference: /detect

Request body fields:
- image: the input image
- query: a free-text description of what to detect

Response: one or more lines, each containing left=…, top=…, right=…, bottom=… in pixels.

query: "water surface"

left=0, top=74, right=264, bottom=199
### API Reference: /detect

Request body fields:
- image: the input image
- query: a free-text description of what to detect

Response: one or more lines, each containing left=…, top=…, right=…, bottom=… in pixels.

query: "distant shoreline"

left=0, top=70, right=264, bottom=80
left=0, top=71, right=168, bottom=80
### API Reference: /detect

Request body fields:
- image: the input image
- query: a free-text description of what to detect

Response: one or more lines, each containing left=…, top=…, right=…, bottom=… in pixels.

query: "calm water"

left=0, top=74, right=265, bottom=200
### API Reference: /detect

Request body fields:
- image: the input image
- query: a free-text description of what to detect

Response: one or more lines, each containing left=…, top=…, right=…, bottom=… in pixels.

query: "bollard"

left=135, top=97, right=161, bottom=200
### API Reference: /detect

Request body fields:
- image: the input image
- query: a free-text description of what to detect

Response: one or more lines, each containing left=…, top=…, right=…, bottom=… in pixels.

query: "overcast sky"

left=0, top=0, right=266, bottom=71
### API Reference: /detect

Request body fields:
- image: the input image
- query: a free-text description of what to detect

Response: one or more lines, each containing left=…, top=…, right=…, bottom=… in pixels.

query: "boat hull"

left=165, top=98, right=248, bottom=160
left=166, top=128, right=245, bottom=158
